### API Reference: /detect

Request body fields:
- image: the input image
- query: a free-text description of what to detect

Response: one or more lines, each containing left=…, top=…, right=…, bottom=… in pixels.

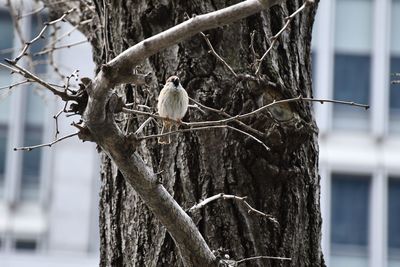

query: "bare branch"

left=236, top=255, right=291, bottom=264
left=123, top=96, right=368, bottom=153
left=10, top=8, right=76, bottom=64
left=53, top=101, right=69, bottom=139
left=200, top=32, right=237, bottom=77
left=188, top=104, right=207, bottom=115
left=255, top=0, right=314, bottom=75
left=181, top=96, right=369, bottom=128
left=126, top=96, right=369, bottom=129
left=4, top=59, right=76, bottom=101
left=137, top=125, right=270, bottom=151
left=188, top=97, right=265, bottom=137
left=249, top=30, right=258, bottom=64
left=0, top=79, right=32, bottom=91
left=134, top=117, right=154, bottom=135
left=45, top=19, right=93, bottom=48
left=34, top=40, right=88, bottom=56
left=6, top=0, right=26, bottom=46
left=14, top=132, right=78, bottom=151
left=102, top=0, right=282, bottom=88
left=0, top=62, right=20, bottom=74
left=189, top=193, right=277, bottom=224
left=17, top=6, right=46, bottom=19
left=122, top=107, right=164, bottom=120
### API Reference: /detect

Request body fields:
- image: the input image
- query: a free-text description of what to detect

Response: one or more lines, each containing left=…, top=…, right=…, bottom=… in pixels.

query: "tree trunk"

left=90, top=0, right=323, bottom=266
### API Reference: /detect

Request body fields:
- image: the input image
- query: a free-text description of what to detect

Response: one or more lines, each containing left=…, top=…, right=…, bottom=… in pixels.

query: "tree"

left=3, top=0, right=332, bottom=266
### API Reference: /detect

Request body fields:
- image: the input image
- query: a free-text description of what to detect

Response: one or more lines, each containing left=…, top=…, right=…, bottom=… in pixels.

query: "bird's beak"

left=173, top=78, right=179, bottom=87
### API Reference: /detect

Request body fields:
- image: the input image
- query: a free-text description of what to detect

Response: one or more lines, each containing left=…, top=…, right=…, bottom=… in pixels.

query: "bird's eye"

left=173, top=78, right=179, bottom=87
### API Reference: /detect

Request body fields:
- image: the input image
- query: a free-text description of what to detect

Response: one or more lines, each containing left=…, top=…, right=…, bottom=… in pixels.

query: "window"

left=20, top=90, right=44, bottom=201
left=0, top=10, right=13, bottom=199
left=330, top=173, right=370, bottom=267
left=389, top=0, right=400, bottom=134
left=14, top=239, right=37, bottom=251
left=15, top=14, right=47, bottom=202
left=389, top=178, right=400, bottom=267
left=332, top=0, right=372, bottom=131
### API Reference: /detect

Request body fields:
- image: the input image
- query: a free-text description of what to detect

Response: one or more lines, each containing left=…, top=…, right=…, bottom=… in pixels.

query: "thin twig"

left=17, top=6, right=45, bottom=19
left=54, top=108, right=64, bottom=139
left=200, top=32, right=237, bottom=77
left=189, top=193, right=247, bottom=211
left=189, top=97, right=265, bottom=137
left=123, top=96, right=368, bottom=151
left=125, top=96, right=369, bottom=127
left=53, top=100, right=69, bottom=139
left=255, top=0, right=314, bottom=75
left=122, top=108, right=164, bottom=120
left=0, top=47, right=16, bottom=56
left=134, top=117, right=154, bottom=135
left=4, top=59, right=76, bottom=101
left=188, top=104, right=207, bottom=115
left=47, top=24, right=67, bottom=80
left=11, top=8, right=76, bottom=63
left=236, top=255, right=292, bottom=264
left=181, top=96, right=369, bottom=128
left=14, top=132, right=78, bottom=151
left=6, top=0, right=25, bottom=46
left=0, top=62, right=21, bottom=74
left=189, top=193, right=277, bottom=224
left=0, top=79, right=32, bottom=90
left=45, top=19, right=92, bottom=48
left=249, top=30, right=258, bottom=64
left=34, top=40, right=87, bottom=56
left=138, top=125, right=270, bottom=151
left=103, top=0, right=111, bottom=61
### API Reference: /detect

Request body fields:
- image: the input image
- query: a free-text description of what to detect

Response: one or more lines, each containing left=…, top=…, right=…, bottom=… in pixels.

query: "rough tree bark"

left=47, top=0, right=323, bottom=266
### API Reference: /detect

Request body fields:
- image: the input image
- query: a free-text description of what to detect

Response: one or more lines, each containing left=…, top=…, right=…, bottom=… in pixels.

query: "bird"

left=157, top=76, right=189, bottom=144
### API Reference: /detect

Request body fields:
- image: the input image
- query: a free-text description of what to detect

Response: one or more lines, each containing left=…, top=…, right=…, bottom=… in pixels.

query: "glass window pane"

left=333, top=55, right=370, bottom=105
left=389, top=57, right=400, bottom=133
left=333, top=54, right=371, bottom=130
left=0, top=11, right=12, bottom=200
left=335, top=0, right=372, bottom=53
left=20, top=126, right=42, bottom=201
left=331, top=174, right=370, bottom=246
left=389, top=0, right=400, bottom=134
left=0, top=126, right=7, bottom=199
left=330, top=173, right=370, bottom=267
left=14, top=239, right=37, bottom=251
left=25, top=89, right=45, bottom=125
left=0, top=10, right=14, bottom=106
left=333, top=0, right=372, bottom=131
left=390, top=0, right=400, bottom=55
left=389, top=178, right=400, bottom=266
left=0, top=10, right=14, bottom=59
left=30, top=14, right=48, bottom=74
left=20, top=90, right=44, bottom=202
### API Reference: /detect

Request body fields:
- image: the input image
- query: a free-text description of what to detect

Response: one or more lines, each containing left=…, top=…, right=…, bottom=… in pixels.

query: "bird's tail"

left=158, top=122, right=171, bottom=144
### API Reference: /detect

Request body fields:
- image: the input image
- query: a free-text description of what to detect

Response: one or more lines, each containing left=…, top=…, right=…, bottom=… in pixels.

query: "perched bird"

left=157, top=76, right=189, bottom=144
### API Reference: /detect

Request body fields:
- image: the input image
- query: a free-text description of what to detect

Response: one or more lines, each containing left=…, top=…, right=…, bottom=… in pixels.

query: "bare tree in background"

left=2, top=0, right=369, bottom=266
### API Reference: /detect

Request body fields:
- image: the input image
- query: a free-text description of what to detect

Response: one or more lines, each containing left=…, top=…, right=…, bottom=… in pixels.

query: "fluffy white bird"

left=157, top=76, right=189, bottom=144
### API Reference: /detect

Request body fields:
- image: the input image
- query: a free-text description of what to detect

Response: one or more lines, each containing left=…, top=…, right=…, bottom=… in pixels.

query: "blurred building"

left=0, top=2, right=99, bottom=267
left=313, top=0, right=400, bottom=266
